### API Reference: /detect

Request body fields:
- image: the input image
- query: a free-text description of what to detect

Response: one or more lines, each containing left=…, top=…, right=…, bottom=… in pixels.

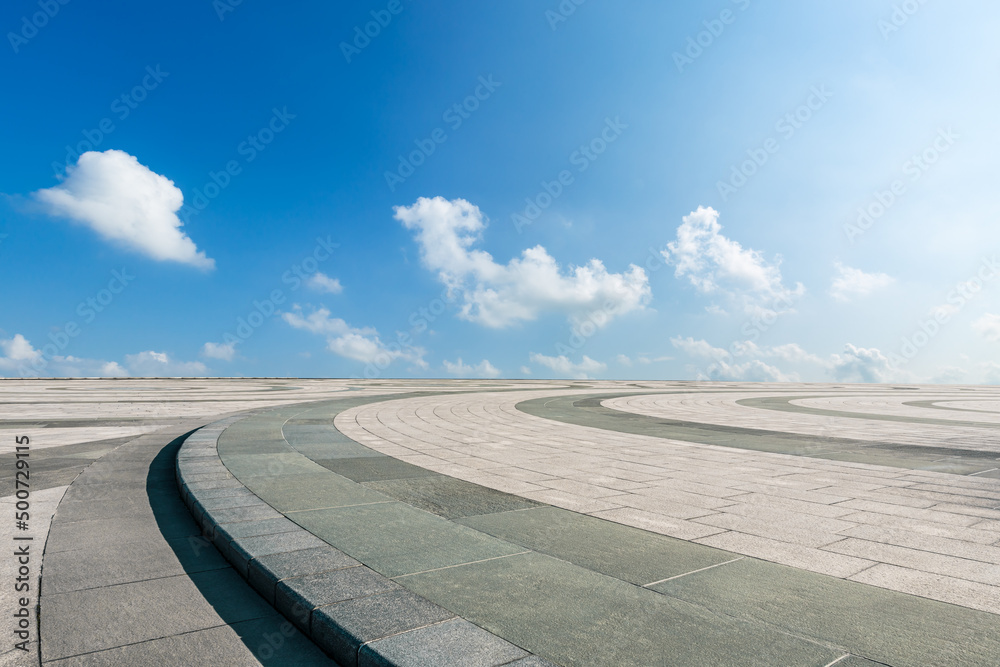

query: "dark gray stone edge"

left=176, top=415, right=555, bottom=667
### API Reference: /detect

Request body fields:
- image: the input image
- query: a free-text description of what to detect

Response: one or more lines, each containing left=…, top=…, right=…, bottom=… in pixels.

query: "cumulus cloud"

left=306, top=272, right=343, bottom=294
left=124, top=351, right=209, bottom=376
left=282, top=306, right=426, bottom=368
left=662, top=207, right=803, bottom=315
left=829, top=344, right=898, bottom=384
left=669, top=336, right=908, bottom=384
left=442, top=358, right=501, bottom=378
left=0, top=334, right=127, bottom=377
left=394, top=197, right=650, bottom=329
left=0, top=334, right=205, bottom=378
left=829, top=262, right=894, bottom=302
left=972, top=313, right=1000, bottom=342
left=202, top=341, right=237, bottom=361
left=529, top=353, right=606, bottom=379
left=33, top=150, right=213, bottom=269
left=669, top=336, right=793, bottom=382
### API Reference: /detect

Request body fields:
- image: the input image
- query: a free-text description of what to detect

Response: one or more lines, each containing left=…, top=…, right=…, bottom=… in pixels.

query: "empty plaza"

left=3, top=378, right=999, bottom=666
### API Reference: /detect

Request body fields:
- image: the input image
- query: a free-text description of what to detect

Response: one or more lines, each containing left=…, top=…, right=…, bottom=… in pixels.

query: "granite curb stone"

left=177, top=415, right=554, bottom=667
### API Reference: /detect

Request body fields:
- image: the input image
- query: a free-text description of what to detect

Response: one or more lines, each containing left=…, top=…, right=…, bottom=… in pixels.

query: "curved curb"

left=176, top=415, right=555, bottom=667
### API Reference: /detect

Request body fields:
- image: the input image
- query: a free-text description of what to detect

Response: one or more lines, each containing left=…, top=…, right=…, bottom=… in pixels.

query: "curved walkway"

left=194, top=391, right=1000, bottom=666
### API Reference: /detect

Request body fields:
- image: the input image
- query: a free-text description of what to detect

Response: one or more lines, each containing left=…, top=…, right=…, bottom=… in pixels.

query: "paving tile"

left=248, top=545, right=361, bottom=604
left=823, top=538, right=1000, bottom=585
left=358, top=618, right=528, bottom=667
left=275, top=566, right=401, bottom=631
left=655, top=551, right=1000, bottom=667
left=398, top=552, right=842, bottom=666
left=849, top=564, right=1000, bottom=615
left=40, top=570, right=278, bottom=661
left=242, top=472, right=390, bottom=512
left=362, top=475, right=541, bottom=520
left=290, top=502, right=526, bottom=578
left=229, top=531, right=332, bottom=578
left=588, top=507, right=727, bottom=541
left=312, top=590, right=456, bottom=667
left=694, top=531, right=875, bottom=578
left=458, top=506, right=734, bottom=586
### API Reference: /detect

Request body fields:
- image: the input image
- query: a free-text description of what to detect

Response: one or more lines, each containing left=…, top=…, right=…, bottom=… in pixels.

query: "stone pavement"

left=2, top=379, right=999, bottom=665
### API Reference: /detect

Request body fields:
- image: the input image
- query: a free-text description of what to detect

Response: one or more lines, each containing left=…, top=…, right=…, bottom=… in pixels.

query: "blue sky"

left=2, top=0, right=999, bottom=382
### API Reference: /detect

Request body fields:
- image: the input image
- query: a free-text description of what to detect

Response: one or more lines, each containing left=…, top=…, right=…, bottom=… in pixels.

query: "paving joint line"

left=392, top=551, right=533, bottom=580
left=643, top=556, right=746, bottom=587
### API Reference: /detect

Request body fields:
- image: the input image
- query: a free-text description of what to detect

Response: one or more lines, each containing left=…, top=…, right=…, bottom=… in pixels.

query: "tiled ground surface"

left=4, top=379, right=999, bottom=665
left=216, top=390, right=1000, bottom=666
left=334, top=386, right=1000, bottom=617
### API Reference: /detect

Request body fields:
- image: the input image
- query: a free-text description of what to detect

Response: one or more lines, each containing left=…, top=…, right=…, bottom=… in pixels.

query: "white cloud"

left=829, top=344, right=897, bottom=383
left=0, top=334, right=41, bottom=376
left=670, top=336, right=908, bottom=384
left=124, top=351, right=209, bottom=376
left=669, top=336, right=793, bottom=382
left=282, top=306, right=426, bottom=368
left=442, top=358, right=501, bottom=378
left=0, top=334, right=41, bottom=363
left=519, top=365, right=532, bottom=375
left=529, top=353, right=606, bottom=379
left=101, top=361, right=129, bottom=377
left=662, top=206, right=803, bottom=315
left=972, top=313, right=1000, bottom=342
left=670, top=336, right=730, bottom=362
left=0, top=333, right=207, bottom=378
left=306, top=272, right=343, bottom=294
left=395, top=197, right=650, bottom=329
left=615, top=354, right=633, bottom=367
left=0, top=335, right=125, bottom=377
left=202, top=341, right=237, bottom=361
left=829, top=262, right=894, bottom=302
left=33, top=150, right=213, bottom=269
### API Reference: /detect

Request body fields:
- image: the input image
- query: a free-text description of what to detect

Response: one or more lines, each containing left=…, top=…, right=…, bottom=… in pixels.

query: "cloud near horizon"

left=282, top=306, right=426, bottom=368
left=33, top=150, right=214, bottom=269
left=442, top=358, right=501, bottom=378
left=395, top=197, right=650, bottom=330
left=529, top=352, right=606, bottom=379
left=0, top=333, right=206, bottom=377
